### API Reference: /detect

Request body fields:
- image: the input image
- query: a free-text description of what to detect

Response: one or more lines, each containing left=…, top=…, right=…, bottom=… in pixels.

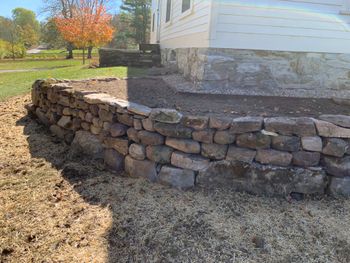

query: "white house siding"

left=210, top=0, right=350, bottom=53
left=150, top=0, right=212, bottom=48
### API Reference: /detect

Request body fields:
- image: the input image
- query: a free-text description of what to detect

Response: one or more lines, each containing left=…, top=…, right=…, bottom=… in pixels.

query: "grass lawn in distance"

left=0, top=58, right=147, bottom=100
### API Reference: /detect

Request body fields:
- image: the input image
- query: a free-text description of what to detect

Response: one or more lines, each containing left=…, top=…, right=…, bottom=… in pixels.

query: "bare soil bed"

left=1, top=95, right=350, bottom=262
left=70, top=77, right=350, bottom=117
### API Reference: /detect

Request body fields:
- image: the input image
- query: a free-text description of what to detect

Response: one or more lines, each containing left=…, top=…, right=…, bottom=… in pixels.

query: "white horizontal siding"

left=210, top=0, right=350, bottom=53
left=152, top=0, right=211, bottom=48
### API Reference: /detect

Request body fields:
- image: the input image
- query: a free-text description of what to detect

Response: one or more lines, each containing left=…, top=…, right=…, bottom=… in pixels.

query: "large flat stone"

left=255, top=149, right=292, bottom=167
left=104, top=137, right=129, bottom=155
left=154, top=122, right=192, bottom=139
left=158, top=166, right=195, bottom=190
left=183, top=116, right=208, bottom=130
left=70, top=130, right=104, bottom=159
left=149, top=108, right=183, bottom=123
left=265, top=117, right=316, bottom=136
left=141, top=118, right=155, bottom=131
left=104, top=149, right=124, bottom=171
left=125, top=155, right=157, bottom=182
left=214, top=130, right=235, bottom=145
left=328, top=177, right=350, bottom=196
left=319, top=115, right=350, bottom=128
left=324, top=156, right=350, bottom=177
left=83, top=93, right=112, bottom=104
left=171, top=151, right=210, bottom=171
left=226, top=146, right=256, bottom=163
left=138, top=130, right=165, bottom=145
left=110, top=123, right=128, bottom=137
left=165, top=137, right=200, bottom=153
left=292, top=151, right=320, bottom=167
left=313, top=119, right=350, bottom=138
left=129, top=143, right=146, bottom=160
left=230, top=117, right=263, bottom=134
left=209, top=116, right=232, bottom=130
left=301, top=136, right=322, bottom=152
left=197, top=161, right=327, bottom=196
left=127, top=102, right=152, bottom=116
left=201, top=143, right=228, bottom=160
left=236, top=132, right=271, bottom=149
left=272, top=135, right=300, bottom=152
left=322, top=138, right=348, bottom=157
left=146, top=145, right=173, bottom=164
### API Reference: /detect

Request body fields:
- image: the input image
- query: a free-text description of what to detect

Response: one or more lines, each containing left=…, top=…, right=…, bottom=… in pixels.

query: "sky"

left=0, top=0, right=122, bottom=20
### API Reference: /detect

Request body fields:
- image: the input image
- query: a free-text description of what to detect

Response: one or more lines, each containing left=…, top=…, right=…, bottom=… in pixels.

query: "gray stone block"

left=138, top=130, right=164, bottom=145
left=329, top=176, right=350, bottom=196
left=236, top=132, right=271, bottom=150
left=125, top=155, right=157, bottom=182
left=322, top=138, right=348, bottom=158
left=171, top=151, right=210, bottom=171
left=158, top=166, right=195, bottom=189
left=154, top=122, right=193, bottom=138
left=201, top=143, right=228, bottom=160
left=301, top=136, right=322, bottom=152
left=265, top=117, right=316, bottom=136
left=149, top=108, right=183, bottom=123
left=226, top=146, right=256, bottom=163
left=129, top=143, right=146, bottom=160
left=256, top=149, right=292, bottom=167
left=272, top=135, right=300, bottom=152
left=230, top=116, right=263, bottom=133
left=192, top=130, right=215, bottom=143
left=165, top=137, right=200, bottom=154
left=104, top=149, right=124, bottom=171
left=214, top=130, right=235, bottom=145
left=146, top=145, right=173, bottom=164
left=292, top=151, right=320, bottom=167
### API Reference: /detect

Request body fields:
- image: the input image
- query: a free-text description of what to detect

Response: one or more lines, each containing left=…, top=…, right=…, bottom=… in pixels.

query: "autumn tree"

left=55, top=0, right=114, bottom=64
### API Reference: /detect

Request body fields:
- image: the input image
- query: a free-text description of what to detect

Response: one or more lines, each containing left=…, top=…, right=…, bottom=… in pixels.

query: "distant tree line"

left=0, top=0, right=152, bottom=60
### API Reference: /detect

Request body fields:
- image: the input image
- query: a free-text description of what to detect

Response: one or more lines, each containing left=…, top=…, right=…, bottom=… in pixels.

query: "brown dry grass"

left=1, top=95, right=350, bottom=263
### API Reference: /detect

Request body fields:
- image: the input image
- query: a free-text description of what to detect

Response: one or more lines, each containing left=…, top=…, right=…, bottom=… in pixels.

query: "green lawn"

left=0, top=59, right=147, bottom=100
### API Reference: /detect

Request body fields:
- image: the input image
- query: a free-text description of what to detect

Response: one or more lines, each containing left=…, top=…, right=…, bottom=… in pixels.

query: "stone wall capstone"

left=27, top=78, right=350, bottom=196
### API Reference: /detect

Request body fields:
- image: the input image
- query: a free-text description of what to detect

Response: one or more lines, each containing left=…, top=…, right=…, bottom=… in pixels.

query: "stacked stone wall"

left=28, top=78, right=350, bottom=197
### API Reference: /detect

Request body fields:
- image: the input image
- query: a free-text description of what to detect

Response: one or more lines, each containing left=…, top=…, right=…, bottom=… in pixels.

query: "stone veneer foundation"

left=27, top=78, right=350, bottom=197
left=161, top=48, right=350, bottom=99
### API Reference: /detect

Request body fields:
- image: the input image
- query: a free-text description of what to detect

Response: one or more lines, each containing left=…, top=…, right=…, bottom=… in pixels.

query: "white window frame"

left=164, top=0, right=173, bottom=26
left=340, top=0, right=350, bottom=15
left=180, top=0, right=194, bottom=18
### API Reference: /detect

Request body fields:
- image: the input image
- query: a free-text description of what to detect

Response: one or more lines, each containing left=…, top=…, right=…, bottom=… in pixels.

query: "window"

left=152, top=13, right=155, bottom=32
left=182, top=0, right=191, bottom=13
left=165, top=0, right=171, bottom=23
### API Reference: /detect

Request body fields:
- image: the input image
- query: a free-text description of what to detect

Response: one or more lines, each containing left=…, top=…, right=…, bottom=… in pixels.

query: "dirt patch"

left=1, top=95, right=350, bottom=262
left=69, top=77, right=350, bottom=117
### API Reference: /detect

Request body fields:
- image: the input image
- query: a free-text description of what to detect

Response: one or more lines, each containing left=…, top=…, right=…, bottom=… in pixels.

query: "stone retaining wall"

left=28, top=78, right=350, bottom=197
left=161, top=48, right=350, bottom=99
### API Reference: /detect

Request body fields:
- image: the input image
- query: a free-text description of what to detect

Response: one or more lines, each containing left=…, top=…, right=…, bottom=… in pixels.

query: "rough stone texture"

left=226, top=146, right=256, bottom=163
left=324, top=156, right=350, bottom=177
left=98, top=109, right=114, bottom=122
left=146, top=145, right=173, bottom=164
left=138, top=130, right=164, bottom=145
left=117, top=113, right=134, bottom=126
left=35, top=108, right=51, bottom=126
left=70, top=130, right=104, bottom=159
left=197, top=161, right=327, bottom=196
left=230, top=117, right=263, bottom=134
left=201, top=143, right=228, bottom=160
left=149, top=108, right=182, bottom=123
left=90, top=125, right=101, bottom=135
left=214, top=130, right=235, bottom=145
left=127, top=102, right=152, bottom=116
left=104, top=149, right=124, bottom=171
left=129, top=143, right=146, bottom=160
left=141, top=118, right=155, bottom=131
left=319, top=115, right=350, bottom=128
left=301, top=136, right=322, bottom=152
left=158, top=166, right=195, bottom=189
left=104, top=137, right=129, bottom=155
left=165, top=138, right=200, bottom=154
left=50, top=124, right=68, bottom=139
left=329, top=177, right=350, bottom=196
left=154, top=122, right=192, bottom=139
left=183, top=116, right=208, bottom=130
left=322, top=138, right=348, bottom=157
left=292, top=151, right=320, bottom=167
left=57, top=115, right=72, bottom=129
left=272, top=136, right=300, bottom=152
left=171, top=151, right=210, bottom=171
left=85, top=112, right=93, bottom=122
left=192, top=130, right=215, bottom=143
left=256, top=149, right=292, bottom=167
left=236, top=133, right=271, bottom=149
left=126, top=128, right=139, bottom=143
left=265, top=117, right=316, bottom=136
left=110, top=123, right=128, bottom=137
left=162, top=48, right=350, bottom=99
left=209, top=116, right=231, bottom=130
left=125, top=155, right=157, bottom=182
left=133, top=119, right=143, bottom=130
left=83, top=93, right=112, bottom=104
left=314, top=119, right=350, bottom=138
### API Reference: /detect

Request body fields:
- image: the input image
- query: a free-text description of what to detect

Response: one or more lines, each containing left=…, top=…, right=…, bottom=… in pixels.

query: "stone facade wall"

left=161, top=48, right=350, bottom=99
left=28, top=78, right=350, bottom=197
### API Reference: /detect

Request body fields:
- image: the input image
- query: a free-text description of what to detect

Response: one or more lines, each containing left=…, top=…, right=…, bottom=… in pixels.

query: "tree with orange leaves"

left=55, top=0, right=114, bottom=64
